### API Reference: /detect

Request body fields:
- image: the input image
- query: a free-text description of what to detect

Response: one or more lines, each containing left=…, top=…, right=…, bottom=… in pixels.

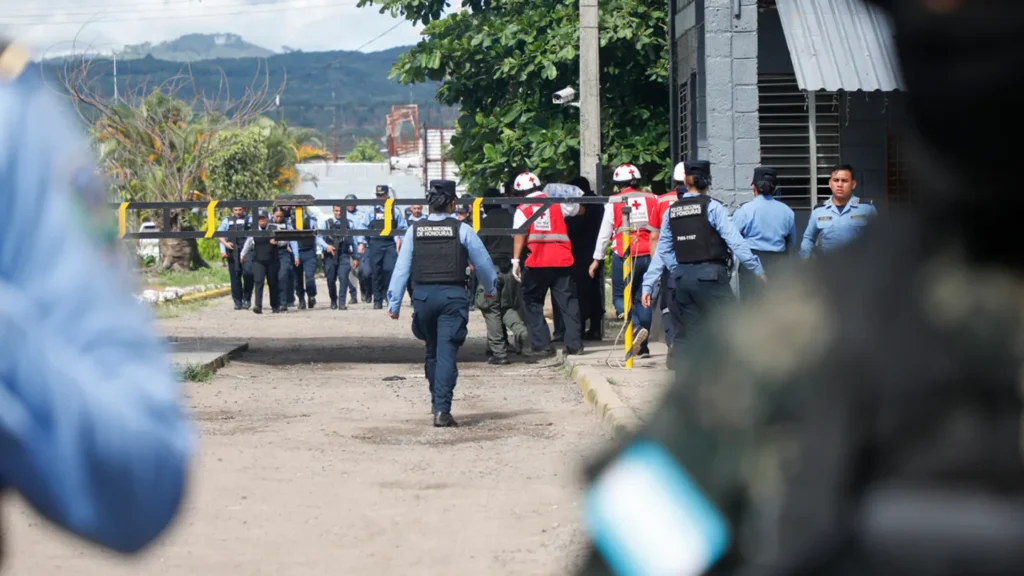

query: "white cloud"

left=0, top=0, right=422, bottom=57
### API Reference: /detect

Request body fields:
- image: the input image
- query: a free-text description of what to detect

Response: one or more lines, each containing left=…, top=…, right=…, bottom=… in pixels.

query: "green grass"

left=180, top=363, right=214, bottom=383
left=144, top=266, right=230, bottom=289
left=154, top=299, right=212, bottom=319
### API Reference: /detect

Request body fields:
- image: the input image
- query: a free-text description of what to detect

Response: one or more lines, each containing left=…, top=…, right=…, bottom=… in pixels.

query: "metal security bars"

left=112, top=195, right=616, bottom=241
left=757, top=74, right=841, bottom=210
left=678, top=79, right=691, bottom=163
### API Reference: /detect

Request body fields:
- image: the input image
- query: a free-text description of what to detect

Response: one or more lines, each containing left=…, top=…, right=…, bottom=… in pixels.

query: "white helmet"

left=672, top=162, right=687, bottom=183
left=513, top=171, right=542, bottom=192
left=613, top=163, right=641, bottom=183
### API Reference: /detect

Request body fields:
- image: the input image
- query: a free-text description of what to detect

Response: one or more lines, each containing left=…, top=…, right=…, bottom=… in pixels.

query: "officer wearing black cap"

left=640, top=160, right=765, bottom=368
left=476, top=187, right=530, bottom=364
left=731, top=166, right=796, bottom=301
left=367, top=184, right=408, bottom=309
left=239, top=209, right=283, bottom=314
left=386, top=179, right=498, bottom=427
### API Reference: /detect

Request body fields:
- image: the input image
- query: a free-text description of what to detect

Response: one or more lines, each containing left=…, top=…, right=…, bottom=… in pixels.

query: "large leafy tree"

left=358, top=0, right=669, bottom=192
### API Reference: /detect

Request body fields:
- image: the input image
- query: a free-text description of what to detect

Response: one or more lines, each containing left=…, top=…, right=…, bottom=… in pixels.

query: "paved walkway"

left=565, top=336, right=673, bottom=425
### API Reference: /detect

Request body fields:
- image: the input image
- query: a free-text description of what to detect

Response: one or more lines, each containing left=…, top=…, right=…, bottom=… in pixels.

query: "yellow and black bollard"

left=621, top=205, right=634, bottom=369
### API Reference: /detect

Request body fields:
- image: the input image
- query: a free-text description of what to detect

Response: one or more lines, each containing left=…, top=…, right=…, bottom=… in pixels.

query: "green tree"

left=358, top=0, right=669, bottom=192
left=345, top=138, right=387, bottom=162
left=206, top=128, right=275, bottom=200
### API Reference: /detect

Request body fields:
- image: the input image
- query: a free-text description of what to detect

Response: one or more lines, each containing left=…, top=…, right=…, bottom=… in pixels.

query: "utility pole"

left=579, top=0, right=601, bottom=190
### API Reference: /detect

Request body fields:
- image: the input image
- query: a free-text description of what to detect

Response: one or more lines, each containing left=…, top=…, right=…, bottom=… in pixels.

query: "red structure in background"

left=386, top=105, right=420, bottom=161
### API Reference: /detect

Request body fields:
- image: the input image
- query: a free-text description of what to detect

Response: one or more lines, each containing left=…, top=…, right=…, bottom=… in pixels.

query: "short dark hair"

left=830, top=164, right=856, bottom=178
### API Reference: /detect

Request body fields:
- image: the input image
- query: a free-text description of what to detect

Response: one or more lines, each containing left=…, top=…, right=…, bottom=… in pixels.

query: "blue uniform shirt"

left=217, top=215, right=253, bottom=255
left=642, top=192, right=764, bottom=295
left=730, top=195, right=796, bottom=253
left=0, top=72, right=193, bottom=552
left=271, top=220, right=301, bottom=257
left=386, top=213, right=498, bottom=315
left=799, top=195, right=878, bottom=258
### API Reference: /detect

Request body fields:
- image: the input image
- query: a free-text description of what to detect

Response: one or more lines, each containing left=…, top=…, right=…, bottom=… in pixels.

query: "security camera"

left=552, top=86, right=576, bottom=104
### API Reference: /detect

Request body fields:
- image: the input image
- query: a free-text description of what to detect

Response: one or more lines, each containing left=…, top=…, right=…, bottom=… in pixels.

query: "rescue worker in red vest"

left=510, top=171, right=585, bottom=357
left=588, top=163, right=657, bottom=357
left=641, top=160, right=764, bottom=369
left=646, top=162, right=686, bottom=356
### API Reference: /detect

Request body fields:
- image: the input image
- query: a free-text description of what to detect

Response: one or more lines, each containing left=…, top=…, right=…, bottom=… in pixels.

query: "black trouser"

left=226, top=250, right=253, bottom=304
left=672, top=262, right=734, bottom=366
left=521, top=266, right=582, bottom=352
left=738, top=249, right=789, bottom=302
left=251, top=257, right=280, bottom=310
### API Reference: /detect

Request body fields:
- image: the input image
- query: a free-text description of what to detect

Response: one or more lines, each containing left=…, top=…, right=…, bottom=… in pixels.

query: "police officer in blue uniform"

left=387, top=179, right=498, bottom=427
left=289, top=208, right=320, bottom=309
left=217, top=206, right=254, bottom=310
left=641, top=161, right=764, bottom=368
left=731, top=166, right=796, bottom=301
left=800, top=163, right=879, bottom=258
left=240, top=209, right=284, bottom=313
left=0, top=39, right=192, bottom=553
left=272, top=208, right=300, bottom=311
left=320, top=204, right=364, bottom=310
left=368, top=184, right=407, bottom=309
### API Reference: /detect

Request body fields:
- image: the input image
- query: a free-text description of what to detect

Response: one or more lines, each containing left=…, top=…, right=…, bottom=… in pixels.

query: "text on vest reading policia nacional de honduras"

left=416, top=226, right=456, bottom=237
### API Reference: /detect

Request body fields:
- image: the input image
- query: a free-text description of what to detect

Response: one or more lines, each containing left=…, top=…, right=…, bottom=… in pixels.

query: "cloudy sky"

left=0, top=0, right=424, bottom=57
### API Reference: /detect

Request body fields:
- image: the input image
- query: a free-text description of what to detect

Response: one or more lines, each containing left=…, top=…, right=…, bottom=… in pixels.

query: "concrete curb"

left=175, top=287, right=232, bottom=305
left=556, top=351, right=640, bottom=438
left=173, top=342, right=249, bottom=372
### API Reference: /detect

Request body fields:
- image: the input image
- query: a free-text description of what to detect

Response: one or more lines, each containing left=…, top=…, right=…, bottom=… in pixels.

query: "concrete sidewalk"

left=559, top=337, right=674, bottom=436
left=169, top=338, right=248, bottom=370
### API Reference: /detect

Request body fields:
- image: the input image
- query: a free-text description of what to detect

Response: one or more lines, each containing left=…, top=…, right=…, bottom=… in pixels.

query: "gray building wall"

left=704, top=0, right=760, bottom=207
left=674, top=0, right=703, bottom=161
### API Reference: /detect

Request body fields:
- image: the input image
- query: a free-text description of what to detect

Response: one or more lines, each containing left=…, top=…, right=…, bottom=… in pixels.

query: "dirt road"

left=4, top=295, right=607, bottom=576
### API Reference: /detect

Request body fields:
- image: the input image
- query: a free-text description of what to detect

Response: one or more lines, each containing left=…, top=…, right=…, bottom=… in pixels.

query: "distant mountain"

left=117, top=33, right=275, bottom=62
left=39, top=44, right=457, bottom=154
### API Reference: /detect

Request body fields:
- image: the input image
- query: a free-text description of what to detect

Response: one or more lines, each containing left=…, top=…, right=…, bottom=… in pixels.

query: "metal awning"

left=775, top=0, right=905, bottom=92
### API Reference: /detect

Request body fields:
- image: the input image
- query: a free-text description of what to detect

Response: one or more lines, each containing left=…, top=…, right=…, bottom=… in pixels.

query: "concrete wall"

left=704, top=0, right=760, bottom=207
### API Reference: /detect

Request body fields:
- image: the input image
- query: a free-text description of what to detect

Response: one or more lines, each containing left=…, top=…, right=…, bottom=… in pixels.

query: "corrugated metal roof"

left=775, top=0, right=905, bottom=92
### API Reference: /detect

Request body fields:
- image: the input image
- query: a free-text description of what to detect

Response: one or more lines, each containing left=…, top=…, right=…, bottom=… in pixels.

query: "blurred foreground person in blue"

left=386, top=180, right=497, bottom=427
left=0, top=41, right=192, bottom=555
left=578, top=1, right=1024, bottom=575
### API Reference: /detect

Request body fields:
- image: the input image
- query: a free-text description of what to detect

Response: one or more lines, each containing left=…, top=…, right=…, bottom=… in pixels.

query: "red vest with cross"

left=650, top=189, right=679, bottom=234
left=518, top=194, right=574, bottom=268
left=610, top=188, right=658, bottom=258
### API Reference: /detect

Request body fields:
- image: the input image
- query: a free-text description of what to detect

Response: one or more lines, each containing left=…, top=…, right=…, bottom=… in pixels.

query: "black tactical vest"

left=480, top=208, right=514, bottom=263
left=368, top=208, right=392, bottom=242
left=253, top=227, right=275, bottom=261
left=411, top=219, right=467, bottom=285
left=227, top=217, right=250, bottom=251
left=668, top=195, right=729, bottom=264
left=295, top=215, right=316, bottom=250
left=326, top=217, right=349, bottom=253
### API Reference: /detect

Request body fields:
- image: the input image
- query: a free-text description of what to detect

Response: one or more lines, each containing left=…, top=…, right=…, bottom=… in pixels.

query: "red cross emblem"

left=631, top=199, right=642, bottom=210
left=529, top=176, right=536, bottom=183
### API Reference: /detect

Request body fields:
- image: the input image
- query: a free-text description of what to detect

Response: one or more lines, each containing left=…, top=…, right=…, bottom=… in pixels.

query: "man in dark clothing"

left=555, top=176, right=604, bottom=341
left=476, top=188, right=529, bottom=364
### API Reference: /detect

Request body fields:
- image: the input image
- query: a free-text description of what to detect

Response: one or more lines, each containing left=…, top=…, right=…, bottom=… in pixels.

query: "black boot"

left=433, top=412, right=457, bottom=427
left=330, top=299, right=338, bottom=310
left=308, top=296, right=316, bottom=309
left=252, top=306, right=263, bottom=314
left=349, top=295, right=358, bottom=305
left=298, top=298, right=307, bottom=310
left=233, top=300, right=243, bottom=310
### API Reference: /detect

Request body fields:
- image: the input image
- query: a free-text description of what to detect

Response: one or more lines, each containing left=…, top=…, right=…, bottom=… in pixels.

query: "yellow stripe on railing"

left=295, top=207, right=304, bottom=229
left=381, top=198, right=394, bottom=236
left=205, top=200, right=219, bottom=238
left=117, top=202, right=129, bottom=239
left=472, top=197, right=483, bottom=232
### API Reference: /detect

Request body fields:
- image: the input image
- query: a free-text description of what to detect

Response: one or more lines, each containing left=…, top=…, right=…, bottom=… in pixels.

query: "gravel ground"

left=3, top=295, right=609, bottom=576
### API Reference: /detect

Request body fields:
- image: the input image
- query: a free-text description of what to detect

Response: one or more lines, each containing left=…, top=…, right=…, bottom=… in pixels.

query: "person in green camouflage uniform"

left=576, top=1, right=1024, bottom=574
left=476, top=188, right=529, bottom=364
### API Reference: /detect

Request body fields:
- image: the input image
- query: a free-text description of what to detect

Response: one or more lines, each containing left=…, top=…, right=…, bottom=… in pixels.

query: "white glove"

left=511, top=259, right=522, bottom=282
